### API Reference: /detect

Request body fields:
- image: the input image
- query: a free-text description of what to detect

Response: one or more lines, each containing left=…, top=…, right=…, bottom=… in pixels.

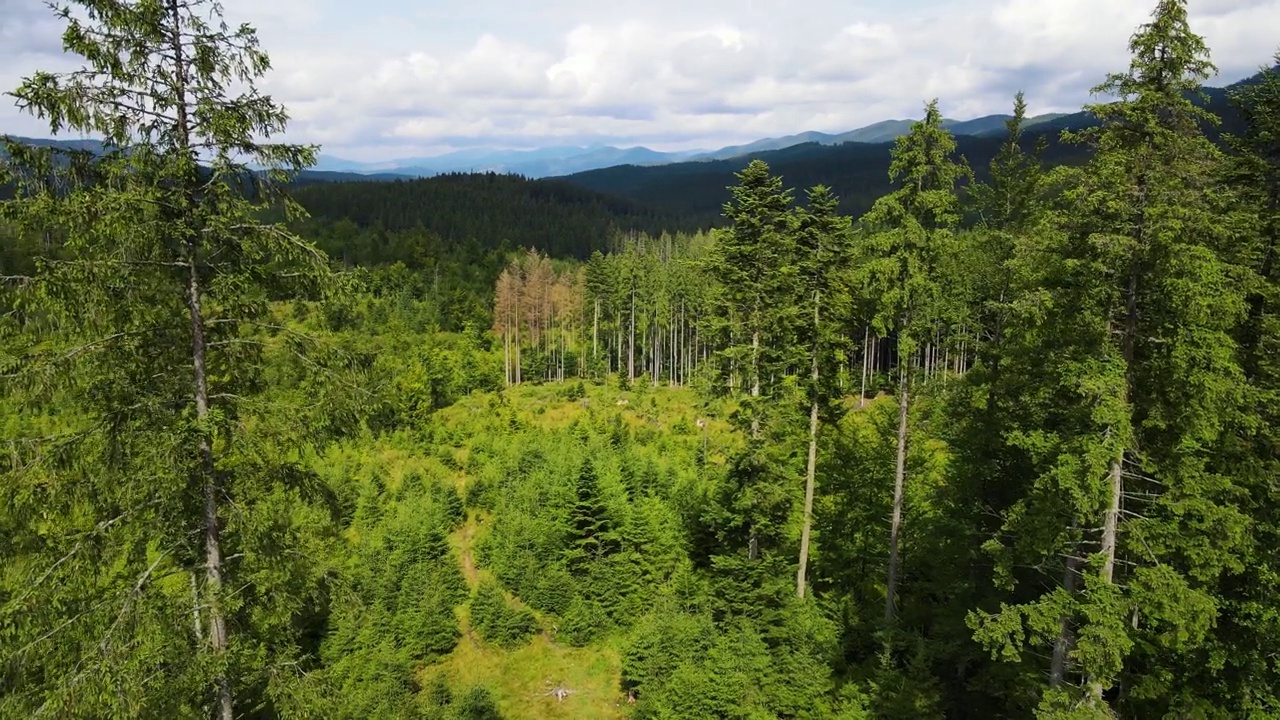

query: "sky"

left=0, top=0, right=1277, bottom=162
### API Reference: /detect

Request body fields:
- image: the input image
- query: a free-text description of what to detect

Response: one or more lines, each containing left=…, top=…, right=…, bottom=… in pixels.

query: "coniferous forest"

left=2, top=1, right=1280, bottom=718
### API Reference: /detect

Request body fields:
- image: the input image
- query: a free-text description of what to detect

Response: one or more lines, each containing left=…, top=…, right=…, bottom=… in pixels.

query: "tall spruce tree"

left=706, top=159, right=797, bottom=441
left=971, top=2, right=1253, bottom=714
left=1207, top=52, right=1280, bottom=714
left=0, top=1, right=336, bottom=717
left=792, top=185, right=852, bottom=598
left=859, top=100, right=965, bottom=623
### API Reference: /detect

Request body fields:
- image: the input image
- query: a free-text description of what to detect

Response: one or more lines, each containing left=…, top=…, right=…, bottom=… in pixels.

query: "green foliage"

left=4, top=1, right=1280, bottom=717
left=470, top=579, right=539, bottom=649
left=563, top=460, right=621, bottom=571
left=290, top=172, right=679, bottom=261
left=0, top=0, right=351, bottom=716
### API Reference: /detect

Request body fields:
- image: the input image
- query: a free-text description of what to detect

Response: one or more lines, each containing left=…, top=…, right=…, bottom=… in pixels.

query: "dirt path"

left=454, top=511, right=482, bottom=590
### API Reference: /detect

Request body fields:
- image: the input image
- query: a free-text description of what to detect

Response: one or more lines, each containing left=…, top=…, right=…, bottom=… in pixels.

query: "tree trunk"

left=503, top=317, right=511, bottom=386
left=797, top=294, right=821, bottom=598
left=190, top=571, right=203, bottom=643
left=1050, top=552, right=1080, bottom=687
left=187, top=253, right=233, bottom=720
left=886, top=357, right=909, bottom=623
left=628, top=285, right=636, bottom=382
left=750, top=316, right=761, bottom=440
left=860, top=326, right=870, bottom=407
left=1091, top=210, right=1144, bottom=702
left=654, top=316, right=661, bottom=386
left=169, top=2, right=231, bottom=715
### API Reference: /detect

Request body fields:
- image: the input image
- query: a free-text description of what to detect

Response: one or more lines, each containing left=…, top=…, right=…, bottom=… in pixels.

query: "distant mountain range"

left=555, top=70, right=1268, bottom=227
left=302, top=112, right=1070, bottom=178
left=4, top=66, right=1273, bottom=195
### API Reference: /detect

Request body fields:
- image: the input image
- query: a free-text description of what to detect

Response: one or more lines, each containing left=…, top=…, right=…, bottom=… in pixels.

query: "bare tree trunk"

left=628, top=285, right=636, bottom=382
left=797, top=293, right=821, bottom=598
left=190, top=571, right=203, bottom=643
left=187, top=254, right=233, bottom=720
left=750, top=320, right=761, bottom=440
left=654, top=316, right=662, bottom=387
left=860, top=326, right=870, bottom=407
left=886, top=357, right=909, bottom=623
left=503, top=317, right=511, bottom=386
left=1050, top=552, right=1080, bottom=687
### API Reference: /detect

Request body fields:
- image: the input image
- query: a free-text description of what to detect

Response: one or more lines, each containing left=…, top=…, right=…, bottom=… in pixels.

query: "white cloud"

left=1, top=0, right=1276, bottom=160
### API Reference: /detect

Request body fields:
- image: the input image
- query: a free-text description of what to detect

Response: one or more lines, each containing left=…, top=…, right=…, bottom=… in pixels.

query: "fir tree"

left=706, top=159, right=797, bottom=439
left=972, top=2, right=1253, bottom=713
left=563, top=459, right=619, bottom=572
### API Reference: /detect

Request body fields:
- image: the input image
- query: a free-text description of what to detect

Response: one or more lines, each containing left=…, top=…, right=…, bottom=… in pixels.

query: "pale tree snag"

left=860, top=326, right=870, bottom=407
left=750, top=322, right=761, bottom=440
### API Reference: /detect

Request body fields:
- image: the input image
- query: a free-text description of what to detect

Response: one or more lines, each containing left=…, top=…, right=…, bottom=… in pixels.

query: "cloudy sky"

left=1, top=0, right=1277, bottom=161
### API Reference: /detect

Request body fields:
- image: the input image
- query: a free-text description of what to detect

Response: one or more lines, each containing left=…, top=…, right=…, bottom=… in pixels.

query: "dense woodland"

left=3, top=0, right=1280, bottom=719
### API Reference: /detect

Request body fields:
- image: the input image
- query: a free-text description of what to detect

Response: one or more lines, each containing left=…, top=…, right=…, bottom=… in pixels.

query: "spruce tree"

left=563, top=459, right=618, bottom=572
left=971, top=2, right=1252, bottom=713
left=706, top=159, right=797, bottom=440
left=792, top=185, right=852, bottom=598
left=859, top=99, right=965, bottom=623
left=0, top=1, right=335, bottom=716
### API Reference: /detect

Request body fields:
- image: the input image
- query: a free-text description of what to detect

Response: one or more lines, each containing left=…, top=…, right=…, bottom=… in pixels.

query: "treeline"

left=491, top=235, right=717, bottom=386
left=288, top=171, right=695, bottom=260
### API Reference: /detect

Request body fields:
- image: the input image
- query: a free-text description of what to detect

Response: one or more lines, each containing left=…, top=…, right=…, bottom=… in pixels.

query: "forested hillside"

left=3, top=1, right=1280, bottom=719
left=288, top=172, right=689, bottom=258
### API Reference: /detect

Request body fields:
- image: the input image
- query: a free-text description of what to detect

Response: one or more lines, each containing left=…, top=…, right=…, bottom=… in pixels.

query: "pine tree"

left=0, top=1, right=336, bottom=716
